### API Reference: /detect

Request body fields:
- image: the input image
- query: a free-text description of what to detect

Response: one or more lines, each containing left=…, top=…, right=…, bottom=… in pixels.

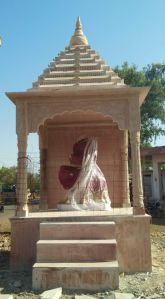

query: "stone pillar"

left=39, top=127, right=48, bottom=210
left=121, top=130, right=130, bottom=207
left=16, top=102, right=28, bottom=217
left=130, top=130, right=145, bottom=214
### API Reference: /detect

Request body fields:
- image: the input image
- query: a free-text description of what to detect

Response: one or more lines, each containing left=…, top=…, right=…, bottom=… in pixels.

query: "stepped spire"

left=30, top=18, right=125, bottom=90
left=69, top=17, right=88, bottom=47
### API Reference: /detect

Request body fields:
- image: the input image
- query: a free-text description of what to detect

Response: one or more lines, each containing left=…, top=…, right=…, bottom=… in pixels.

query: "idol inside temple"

left=58, top=137, right=111, bottom=210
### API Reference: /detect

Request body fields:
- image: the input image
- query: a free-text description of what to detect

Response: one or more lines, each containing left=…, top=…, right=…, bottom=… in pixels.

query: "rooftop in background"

left=141, top=146, right=165, bottom=157
left=30, top=17, right=125, bottom=90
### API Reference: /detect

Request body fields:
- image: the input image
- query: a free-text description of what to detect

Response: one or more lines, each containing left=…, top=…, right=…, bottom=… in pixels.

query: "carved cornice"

left=7, top=86, right=149, bottom=134
left=27, top=99, right=128, bottom=132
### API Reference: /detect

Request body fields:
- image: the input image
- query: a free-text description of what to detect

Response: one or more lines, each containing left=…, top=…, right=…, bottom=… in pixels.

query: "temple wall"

left=46, top=126, right=124, bottom=208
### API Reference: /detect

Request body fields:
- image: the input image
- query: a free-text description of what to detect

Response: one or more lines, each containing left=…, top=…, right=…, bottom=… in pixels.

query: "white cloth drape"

left=64, top=138, right=111, bottom=211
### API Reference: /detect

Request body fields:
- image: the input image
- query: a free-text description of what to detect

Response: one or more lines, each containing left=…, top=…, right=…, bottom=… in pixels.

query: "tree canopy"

left=0, top=166, right=16, bottom=191
left=114, top=62, right=165, bottom=146
left=0, top=166, right=40, bottom=192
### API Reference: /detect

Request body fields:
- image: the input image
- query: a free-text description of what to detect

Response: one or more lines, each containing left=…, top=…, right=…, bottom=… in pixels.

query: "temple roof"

left=30, top=17, right=125, bottom=90
left=141, top=146, right=165, bottom=157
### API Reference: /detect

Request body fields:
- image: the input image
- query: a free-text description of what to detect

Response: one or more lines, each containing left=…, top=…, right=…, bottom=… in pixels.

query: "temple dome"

left=30, top=17, right=125, bottom=90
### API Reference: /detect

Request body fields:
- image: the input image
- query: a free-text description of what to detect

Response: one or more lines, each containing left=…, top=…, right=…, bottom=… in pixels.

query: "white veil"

left=63, top=138, right=111, bottom=211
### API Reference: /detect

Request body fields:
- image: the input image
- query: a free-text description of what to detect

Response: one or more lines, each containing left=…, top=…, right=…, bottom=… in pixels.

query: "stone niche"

left=39, top=114, right=124, bottom=209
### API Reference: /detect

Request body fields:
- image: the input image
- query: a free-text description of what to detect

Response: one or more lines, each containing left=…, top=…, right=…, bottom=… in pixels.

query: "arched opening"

left=38, top=111, right=130, bottom=209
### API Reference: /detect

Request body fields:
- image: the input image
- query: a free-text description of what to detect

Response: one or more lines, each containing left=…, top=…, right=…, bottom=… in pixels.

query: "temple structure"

left=6, top=17, right=152, bottom=291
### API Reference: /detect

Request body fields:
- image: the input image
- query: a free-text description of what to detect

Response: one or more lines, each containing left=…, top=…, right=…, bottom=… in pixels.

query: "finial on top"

left=69, top=17, right=88, bottom=47
left=76, top=16, right=82, bottom=30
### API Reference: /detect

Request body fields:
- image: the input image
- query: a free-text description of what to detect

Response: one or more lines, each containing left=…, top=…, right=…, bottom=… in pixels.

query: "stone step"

left=40, top=221, right=116, bottom=240
left=36, top=239, right=117, bottom=263
left=32, top=261, right=119, bottom=291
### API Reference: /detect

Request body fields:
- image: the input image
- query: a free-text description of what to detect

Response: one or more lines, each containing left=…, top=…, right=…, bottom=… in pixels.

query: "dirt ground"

left=0, top=218, right=165, bottom=299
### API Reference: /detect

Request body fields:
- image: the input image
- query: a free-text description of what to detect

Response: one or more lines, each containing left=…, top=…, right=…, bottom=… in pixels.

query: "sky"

left=0, top=0, right=165, bottom=167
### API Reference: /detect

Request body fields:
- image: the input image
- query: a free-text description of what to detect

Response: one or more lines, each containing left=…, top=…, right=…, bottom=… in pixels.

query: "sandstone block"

left=36, top=239, right=117, bottom=263
left=0, top=295, right=14, bottom=299
left=114, top=293, right=134, bottom=299
left=40, top=287, right=62, bottom=299
left=75, top=296, right=98, bottom=299
left=40, top=222, right=116, bottom=240
left=32, top=261, right=119, bottom=291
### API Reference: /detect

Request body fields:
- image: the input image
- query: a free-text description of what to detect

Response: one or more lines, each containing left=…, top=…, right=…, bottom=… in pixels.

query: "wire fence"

left=0, top=153, right=40, bottom=206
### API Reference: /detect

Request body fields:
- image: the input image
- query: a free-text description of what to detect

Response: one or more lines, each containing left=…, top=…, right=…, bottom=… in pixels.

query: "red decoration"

left=58, top=165, right=81, bottom=189
left=59, top=138, right=88, bottom=189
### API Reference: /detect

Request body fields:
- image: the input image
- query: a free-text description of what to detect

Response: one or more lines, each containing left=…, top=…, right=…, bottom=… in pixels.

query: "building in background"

left=141, top=146, right=165, bottom=203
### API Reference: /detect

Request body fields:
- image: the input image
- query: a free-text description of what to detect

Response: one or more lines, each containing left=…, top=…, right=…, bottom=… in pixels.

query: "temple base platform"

left=10, top=208, right=152, bottom=277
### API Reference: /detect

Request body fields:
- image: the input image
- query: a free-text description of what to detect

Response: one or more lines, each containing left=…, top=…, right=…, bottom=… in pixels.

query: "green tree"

left=0, top=166, right=17, bottom=190
left=0, top=166, right=40, bottom=192
left=114, top=62, right=165, bottom=146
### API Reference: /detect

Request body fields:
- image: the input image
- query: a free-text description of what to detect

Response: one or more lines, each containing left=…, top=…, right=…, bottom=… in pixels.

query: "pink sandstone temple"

left=6, top=17, right=152, bottom=291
